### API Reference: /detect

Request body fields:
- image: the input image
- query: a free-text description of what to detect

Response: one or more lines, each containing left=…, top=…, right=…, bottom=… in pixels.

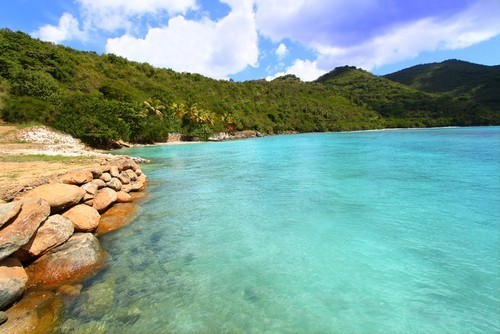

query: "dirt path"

left=0, top=125, right=113, bottom=200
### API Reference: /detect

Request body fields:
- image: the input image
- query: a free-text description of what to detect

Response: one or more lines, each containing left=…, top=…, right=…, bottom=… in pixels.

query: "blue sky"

left=1, top=0, right=499, bottom=81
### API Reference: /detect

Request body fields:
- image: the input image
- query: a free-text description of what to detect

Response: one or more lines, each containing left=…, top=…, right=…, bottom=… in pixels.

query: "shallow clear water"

left=58, top=127, right=499, bottom=333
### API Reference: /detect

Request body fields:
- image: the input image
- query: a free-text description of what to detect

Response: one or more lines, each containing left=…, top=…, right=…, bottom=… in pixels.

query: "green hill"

left=383, top=59, right=500, bottom=111
left=315, top=65, right=499, bottom=127
left=0, top=29, right=498, bottom=147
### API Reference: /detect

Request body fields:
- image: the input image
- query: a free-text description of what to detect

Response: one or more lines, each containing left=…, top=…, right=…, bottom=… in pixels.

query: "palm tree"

left=142, top=98, right=165, bottom=118
left=171, top=102, right=186, bottom=119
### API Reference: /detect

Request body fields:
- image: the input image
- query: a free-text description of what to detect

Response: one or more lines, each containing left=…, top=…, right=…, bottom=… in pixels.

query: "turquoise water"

left=58, top=127, right=499, bottom=333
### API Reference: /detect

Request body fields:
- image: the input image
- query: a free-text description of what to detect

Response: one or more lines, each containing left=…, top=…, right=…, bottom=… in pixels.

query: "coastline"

left=0, top=125, right=150, bottom=332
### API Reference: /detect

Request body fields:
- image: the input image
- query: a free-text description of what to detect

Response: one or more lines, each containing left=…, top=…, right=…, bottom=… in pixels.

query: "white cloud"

left=33, top=13, right=86, bottom=43
left=268, top=59, right=326, bottom=82
left=275, top=43, right=288, bottom=59
left=105, top=0, right=259, bottom=79
left=76, top=0, right=198, bottom=32
left=267, top=0, right=500, bottom=80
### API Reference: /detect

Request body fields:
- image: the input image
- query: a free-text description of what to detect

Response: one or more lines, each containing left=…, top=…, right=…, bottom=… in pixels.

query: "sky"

left=1, top=0, right=499, bottom=81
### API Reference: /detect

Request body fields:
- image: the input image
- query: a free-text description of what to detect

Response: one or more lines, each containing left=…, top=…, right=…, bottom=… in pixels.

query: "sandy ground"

left=0, top=125, right=110, bottom=200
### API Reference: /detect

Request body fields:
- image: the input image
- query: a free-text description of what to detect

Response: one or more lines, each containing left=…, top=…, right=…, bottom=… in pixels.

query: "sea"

left=55, top=127, right=500, bottom=333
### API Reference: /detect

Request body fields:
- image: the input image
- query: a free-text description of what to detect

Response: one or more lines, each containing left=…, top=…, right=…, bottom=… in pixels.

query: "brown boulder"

left=59, top=170, right=93, bottom=185
left=100, top=172, right=112, bottom=182
left=0, top=290, right=62, bottom=334
left=21, top=184, right=85, bottom=213
left=92, top=188, right=117, bottom=213
left=109, top=166, right=120, bottom=178
left=106, top=177, right=122, bottom=191
left=0, top=201, right=22, bottom=228
left=117, top=171, right=131, bottom=184
left=0, top=199, right=50, bottom=261
left=121, top=158, right=139, bottom=171
left=81, top=182, right=98, bottom=195
left=25, top=233, right=106, bottom=289
left=135, top=168, right=143, bottom=176
left=91, top=179, right=106, bottom=189
left=0, top=257, right=28, bottom=310
left=95, top=203, right=139, bottom=236
left=62, top=205, right=100, bottom=232
left=16, top=215, right=74, bottom=260
left=125, top=169, right=138, bottom=181
left=90, top=168, right=102, bottom=179
left=116, top=191, right=132, bottom=203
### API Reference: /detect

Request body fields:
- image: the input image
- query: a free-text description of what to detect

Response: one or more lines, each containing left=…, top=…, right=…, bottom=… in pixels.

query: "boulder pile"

left=0, top=156, right=146, bottom=329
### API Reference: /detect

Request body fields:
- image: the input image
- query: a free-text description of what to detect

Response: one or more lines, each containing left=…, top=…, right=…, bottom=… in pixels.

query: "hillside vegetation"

left=384, top=59, right=500, bottom=112
left=0, top=29, right=498, bottom=147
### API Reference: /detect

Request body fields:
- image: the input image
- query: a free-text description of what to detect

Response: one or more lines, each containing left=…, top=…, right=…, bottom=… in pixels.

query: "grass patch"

left=0, top=154, right=95, bottom=163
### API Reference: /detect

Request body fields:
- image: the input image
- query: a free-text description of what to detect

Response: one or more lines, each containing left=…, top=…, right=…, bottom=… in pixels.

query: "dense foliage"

left=0, top=29, right=498, bottom=147
left=384, top=60, right=500, bottom=114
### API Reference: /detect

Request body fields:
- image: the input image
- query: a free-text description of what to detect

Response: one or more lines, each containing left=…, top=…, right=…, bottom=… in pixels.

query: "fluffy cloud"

left=266, top=0, right=500, bottom=81
left=105, top=0, right=258, bottom=79
left=33, top=13, right=86, bottom=44
left=275, top=43, right=288, bottom=59
left=268, top=59, right=325, bottom=82
left=76, top=0, right=197, bottom=32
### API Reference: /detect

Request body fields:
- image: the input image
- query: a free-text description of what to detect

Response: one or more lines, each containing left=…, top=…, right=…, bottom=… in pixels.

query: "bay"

left=56, top=127, right=500, bottom=333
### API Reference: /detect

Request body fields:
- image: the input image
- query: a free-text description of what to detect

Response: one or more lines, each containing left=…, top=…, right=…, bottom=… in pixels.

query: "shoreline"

left=0, top=156, right=148, bottom=333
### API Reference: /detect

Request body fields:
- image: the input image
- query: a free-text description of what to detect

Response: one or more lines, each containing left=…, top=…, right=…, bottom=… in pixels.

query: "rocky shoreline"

left=0, top=156, right=147, bottom=333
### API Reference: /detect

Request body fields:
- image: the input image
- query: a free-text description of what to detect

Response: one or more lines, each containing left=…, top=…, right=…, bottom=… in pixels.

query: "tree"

left=142, top=98, right=165, bottom=118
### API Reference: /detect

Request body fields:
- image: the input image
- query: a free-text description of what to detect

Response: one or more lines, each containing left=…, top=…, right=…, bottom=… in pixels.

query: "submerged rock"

left=25, top=233, right=107, bottom=289
left=95, top=203, right=139, bottom=236
left=21, top=184, right=85, bottom=213
left=0, top=290, right=62, bottom=334
left=0, top=257, right=28, bottom=310
left=0, top=199, right=50, bottom=260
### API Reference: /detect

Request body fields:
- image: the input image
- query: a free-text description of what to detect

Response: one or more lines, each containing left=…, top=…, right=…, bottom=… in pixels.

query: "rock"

left=125, top=169, right=137, bottom=181
left=135, top=168, right=142, bottom=176
left=0, top=199, right=50, bottom=261
left=60, top=170, right=93, bottom=185
left=25, top=233, right=106, bottom=289
left=0, top=201, right=22, bottom=228
left=121, top=159, right=139, bottom=171
left=0, top=311, right=6, bottom=325
left=120, top=184, right=131, bottom=193
left=0, top=257, right=28, bottom=310
left=92, top=188, right=117, bottom=213
left=90, top=168, right=103, bottom=179
left=21, top=184, right=85, bottom=213
left=83, top=199, right=94, bottom=206
left=81, top=182, right=98, bottom=196
left=57, top=284, right=83, bottom=297
left=116, top=191, right=132, bottom=203
left=16, top=215, right=74, bottom=260
left=100, top=173, right=112, bottom=182
left=106, top=178, right=122, bottom=191
left=128, top=174, right=147, bottom=192
left=95, top=203, right=139, bottom=236
left=83, top=193, right=94, bottom=202
left=117, top=171, right=131, bottom=185
left=91, top=179, right=106, bottom=189
left=0, top=291, right=62, bottom=334
left=109, top=166, right=120, bottom=178
left=78, top=280, right=115, bottom=318
left=62, top=205, right=100, bottom=232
